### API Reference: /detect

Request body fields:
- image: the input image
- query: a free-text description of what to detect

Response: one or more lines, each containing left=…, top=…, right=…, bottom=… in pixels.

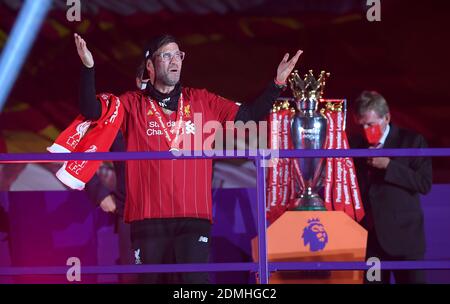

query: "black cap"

left=144, top=34, right=179, bottom=60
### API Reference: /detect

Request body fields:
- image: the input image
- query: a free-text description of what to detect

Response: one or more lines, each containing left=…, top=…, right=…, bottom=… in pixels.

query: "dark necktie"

left=367, top=142, right=382, bottom=181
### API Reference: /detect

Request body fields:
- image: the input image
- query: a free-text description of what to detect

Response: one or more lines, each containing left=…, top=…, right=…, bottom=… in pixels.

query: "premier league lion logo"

left=302, top=218, right=328, bottom=252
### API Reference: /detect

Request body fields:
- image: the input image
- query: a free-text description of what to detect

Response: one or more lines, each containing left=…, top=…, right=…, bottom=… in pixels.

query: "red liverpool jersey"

left=118, top=88, right=239, bottom=222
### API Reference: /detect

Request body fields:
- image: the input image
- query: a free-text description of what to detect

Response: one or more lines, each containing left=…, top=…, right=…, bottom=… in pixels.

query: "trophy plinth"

left=288, top=70, right=330, bottom=212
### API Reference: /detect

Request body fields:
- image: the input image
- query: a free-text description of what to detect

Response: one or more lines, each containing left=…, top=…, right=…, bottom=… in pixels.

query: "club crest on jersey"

left=184, top=105, right=191, bottom=118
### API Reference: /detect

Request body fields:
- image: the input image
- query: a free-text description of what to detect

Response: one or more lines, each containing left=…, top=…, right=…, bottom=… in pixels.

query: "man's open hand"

left=74, top=33, right=94, bottom=68
left=276, top=50, right=303, bottom=84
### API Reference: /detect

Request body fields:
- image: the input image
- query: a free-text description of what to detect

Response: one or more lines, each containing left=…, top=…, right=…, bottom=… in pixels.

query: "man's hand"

left=367, top=157, right=390, bottom=169
left=74, top=33, right=94, bottom=68
left=276, top=50, right=303, bottom=84
left=99, top=195, right=117, bottom=213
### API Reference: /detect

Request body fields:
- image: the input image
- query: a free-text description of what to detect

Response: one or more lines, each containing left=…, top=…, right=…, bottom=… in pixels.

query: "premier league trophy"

left=288, top=70, right=330, bottom=211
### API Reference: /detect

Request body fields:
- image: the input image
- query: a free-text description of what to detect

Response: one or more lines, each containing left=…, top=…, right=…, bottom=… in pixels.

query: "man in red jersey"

left=75, top=33, right=302, bottom=283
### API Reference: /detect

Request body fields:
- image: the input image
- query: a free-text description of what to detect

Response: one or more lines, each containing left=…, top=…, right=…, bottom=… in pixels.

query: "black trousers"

left=364, top=230, right=426, bottom=284
left=130, top=218, right=211, bottom=284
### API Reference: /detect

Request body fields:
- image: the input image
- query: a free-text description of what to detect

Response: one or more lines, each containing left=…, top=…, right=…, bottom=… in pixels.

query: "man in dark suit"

left=351, top=91, right=432, bottom=284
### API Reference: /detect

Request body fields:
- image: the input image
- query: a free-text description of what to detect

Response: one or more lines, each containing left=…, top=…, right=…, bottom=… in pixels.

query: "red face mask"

left=364, top=124, right=383, bottom=145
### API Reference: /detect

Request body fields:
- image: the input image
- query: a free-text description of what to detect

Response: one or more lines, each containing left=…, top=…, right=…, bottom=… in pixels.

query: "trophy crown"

left=288, top=70, right=331, bottom=101
left=307, top=218, right=321, bottom=224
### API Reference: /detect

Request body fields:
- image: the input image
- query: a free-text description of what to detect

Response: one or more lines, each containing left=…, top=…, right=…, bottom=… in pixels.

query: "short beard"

left=159, top=73, right=179, bottom=87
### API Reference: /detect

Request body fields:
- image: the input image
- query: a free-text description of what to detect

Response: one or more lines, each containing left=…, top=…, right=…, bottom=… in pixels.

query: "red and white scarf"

left=47, top=93, right=124, bottom=190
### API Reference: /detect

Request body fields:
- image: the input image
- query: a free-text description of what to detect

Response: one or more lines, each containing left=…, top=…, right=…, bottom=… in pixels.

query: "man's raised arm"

left=74, top=33, right=101, bottom=120
left=234, top=50, right=303, bottom=122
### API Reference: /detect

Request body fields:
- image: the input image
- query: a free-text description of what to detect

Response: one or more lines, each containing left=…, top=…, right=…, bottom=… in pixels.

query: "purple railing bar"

left=3, top=260, right=450, bottom=276
left=1, top=148, right=450, bottom=164
left=0, top=262, right=258, bottom=276
left=276, top=148, right=450, bottom=158
left=0, top=267, right=68, bottom=276
left=269, top=261, right=450, bottom=271
left=256, top=157, right=269, bottom=284
left=0, top=151, right=255, bottom=163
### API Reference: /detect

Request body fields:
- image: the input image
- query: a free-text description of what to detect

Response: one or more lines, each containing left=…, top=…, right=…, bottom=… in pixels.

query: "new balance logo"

left=198, top=236, right=208, bottom=243
left=134, top=249, right=142, bottom=265
left=158, top=97, right=171, bottom=108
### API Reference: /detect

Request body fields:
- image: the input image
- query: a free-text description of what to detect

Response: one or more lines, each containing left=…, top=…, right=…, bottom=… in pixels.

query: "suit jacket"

left=351, top=124, right=432, bottom=257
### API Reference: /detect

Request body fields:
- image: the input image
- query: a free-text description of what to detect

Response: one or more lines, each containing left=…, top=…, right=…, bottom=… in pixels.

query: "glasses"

left=154, top=51, right=185, bottom=62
